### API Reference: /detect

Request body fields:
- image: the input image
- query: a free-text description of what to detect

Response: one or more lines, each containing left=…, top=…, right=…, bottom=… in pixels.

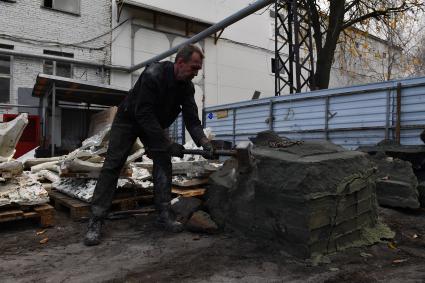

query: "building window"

left=43, top=0, right=80, bottom=15
left=133, top=8, right=210, bottom=37
left=43, top=50, right=74, bottom=78
left=0, top=55, right=11, bottom=103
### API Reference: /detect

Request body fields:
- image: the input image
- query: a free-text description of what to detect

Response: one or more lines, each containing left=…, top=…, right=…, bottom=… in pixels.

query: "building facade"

left=0, top=0, right=112, bottom=110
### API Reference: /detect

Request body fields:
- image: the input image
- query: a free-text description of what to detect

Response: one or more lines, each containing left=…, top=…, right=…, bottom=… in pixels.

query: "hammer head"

left=235, top=141, right=253, bottom=173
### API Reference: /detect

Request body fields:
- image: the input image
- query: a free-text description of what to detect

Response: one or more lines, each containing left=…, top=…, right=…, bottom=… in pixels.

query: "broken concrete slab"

left=57, top=128, right=143, bottom=177
left=207, top=131, right=384, bottom=259
left=24, top=156, right=61, bottom=170
left=30, top=161, right=60, bottom=174
left=186, top=210, right=218, bottom=233
left=52, top=165, right=153, bottom=203
left=368, top=152, right=420, bottom=209
left=172, top=176, right=208, bottom=187
left=171, top=196, right=202, bottom=222
left=0, top=160, right=23, bottom=180
left=36, top=169, right=61, bottom=184
left=0, top=172, right=49, bottom=206
left=0, top=113, right=28, bottom=162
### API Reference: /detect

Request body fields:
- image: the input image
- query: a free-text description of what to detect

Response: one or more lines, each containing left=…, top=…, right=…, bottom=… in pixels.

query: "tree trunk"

left=312, top=0, right=345, bottom=89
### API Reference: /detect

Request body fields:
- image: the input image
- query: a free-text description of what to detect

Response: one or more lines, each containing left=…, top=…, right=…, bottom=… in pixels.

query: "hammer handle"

left=182, top=149, right=236, bottom=156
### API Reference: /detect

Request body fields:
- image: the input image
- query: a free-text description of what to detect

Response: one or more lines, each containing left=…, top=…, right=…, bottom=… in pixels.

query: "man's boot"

left=155, top=202, right=184, bottom=232
left=83, top=217, right=103, bottom=246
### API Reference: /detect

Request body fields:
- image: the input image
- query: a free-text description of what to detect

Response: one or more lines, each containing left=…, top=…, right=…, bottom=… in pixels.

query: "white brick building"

left=0, top=0, right=112, bottom=111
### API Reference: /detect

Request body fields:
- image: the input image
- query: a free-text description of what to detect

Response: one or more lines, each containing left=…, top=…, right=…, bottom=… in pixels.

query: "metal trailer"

left=204, top=76, right=425, bottom=149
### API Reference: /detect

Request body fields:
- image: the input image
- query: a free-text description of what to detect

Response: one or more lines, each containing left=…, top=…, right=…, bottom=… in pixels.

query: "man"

left=84, top=44, right=213, bottom=246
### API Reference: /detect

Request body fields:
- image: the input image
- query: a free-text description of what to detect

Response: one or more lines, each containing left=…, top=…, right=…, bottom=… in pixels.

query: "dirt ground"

left=1, top=206, right=425, bottom=283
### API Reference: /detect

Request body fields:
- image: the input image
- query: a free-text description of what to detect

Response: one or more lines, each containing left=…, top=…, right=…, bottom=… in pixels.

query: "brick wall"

left=0, top=0, right=112, bottom=106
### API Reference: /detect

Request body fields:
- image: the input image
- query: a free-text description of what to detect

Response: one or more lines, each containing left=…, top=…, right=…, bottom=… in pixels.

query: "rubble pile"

left=368, top=152, right=420, bottom=209
left=207, top=131, right=385, bottom=259
left=0, top=114, right=50, bottom=207
left=359, top=140, right=425, bottom=209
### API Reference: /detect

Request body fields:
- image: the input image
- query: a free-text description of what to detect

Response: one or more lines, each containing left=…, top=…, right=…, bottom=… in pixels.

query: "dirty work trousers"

left=90, top=112, right=172, bottom=219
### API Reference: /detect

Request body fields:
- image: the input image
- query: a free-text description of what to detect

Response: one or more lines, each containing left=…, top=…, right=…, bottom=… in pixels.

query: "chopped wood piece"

left=172, top=187, right=206, bottom=197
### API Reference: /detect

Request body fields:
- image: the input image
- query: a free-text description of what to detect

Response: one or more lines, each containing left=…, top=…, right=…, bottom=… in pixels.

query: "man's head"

left=174, top=44, right=204, bottom=81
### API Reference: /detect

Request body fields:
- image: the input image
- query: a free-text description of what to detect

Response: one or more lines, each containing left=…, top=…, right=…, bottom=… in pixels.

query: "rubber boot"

left=83, top=217, right=103, bottom=246
left=155, top=202, right=184, bottom=233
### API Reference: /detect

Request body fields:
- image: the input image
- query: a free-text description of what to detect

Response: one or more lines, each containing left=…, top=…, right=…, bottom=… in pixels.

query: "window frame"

left=42, top=0, right=81, bottom=16
left=43, top=60, right=74, bottom=78
left=42, top=50, right=74, bottom=78
left=0, top=54, right=13, bottom=103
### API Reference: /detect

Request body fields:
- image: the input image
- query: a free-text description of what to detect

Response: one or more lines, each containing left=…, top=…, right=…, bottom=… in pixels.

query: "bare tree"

left=305, top=0, right=424, bottom=89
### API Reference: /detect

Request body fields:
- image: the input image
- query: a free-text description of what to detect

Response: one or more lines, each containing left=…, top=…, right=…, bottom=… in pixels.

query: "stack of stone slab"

left=359, top=142, right=423, bottom=209
left=207, top=132, right=381, bottom=259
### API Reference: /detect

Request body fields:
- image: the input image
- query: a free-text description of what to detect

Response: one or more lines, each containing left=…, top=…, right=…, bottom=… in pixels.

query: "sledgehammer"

left=182, top=141, right=253, bottom=172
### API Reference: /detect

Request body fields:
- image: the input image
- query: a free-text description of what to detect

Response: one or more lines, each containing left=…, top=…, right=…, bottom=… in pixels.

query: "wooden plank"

left=0, top=204, right=55, bottom=227
left=48, top=189, right=154, bottom=220
left=172, top=187, right=206, bottom=197
left=33, top=204, right=55, bottom=227
left=0, top=210, right=24, bottom=222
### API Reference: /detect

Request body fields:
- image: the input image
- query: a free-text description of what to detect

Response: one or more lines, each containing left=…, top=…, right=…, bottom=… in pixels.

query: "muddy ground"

left=1, top=207, right=425, bottom=283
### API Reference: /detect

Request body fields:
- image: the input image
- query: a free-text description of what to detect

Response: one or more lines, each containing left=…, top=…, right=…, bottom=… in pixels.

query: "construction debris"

left=0, top=160, right=24, bottom=180
left=0, top=171, right=49, bottom=206
left=0, top=113, right=28, bottom=162
left=207, top=131, right=387, bottom=259
left=0, top=115, right=49, bottom=207
left=369, top=152, right=420, bottom=209
left=359, top=142, right=423, bottom=209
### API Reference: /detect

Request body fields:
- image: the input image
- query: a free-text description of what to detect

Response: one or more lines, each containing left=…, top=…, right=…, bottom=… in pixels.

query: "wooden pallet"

left=0, top=204, right=55, bottom=227
left=48, top=189, right=154, bottom=220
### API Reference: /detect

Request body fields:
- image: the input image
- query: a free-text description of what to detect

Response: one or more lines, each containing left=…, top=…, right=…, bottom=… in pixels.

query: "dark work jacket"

left=120, top=61, right=205, bottom=151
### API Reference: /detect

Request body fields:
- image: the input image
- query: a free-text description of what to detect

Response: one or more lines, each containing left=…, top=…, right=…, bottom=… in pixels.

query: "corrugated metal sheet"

left=205, top=76, right=425, bottom=149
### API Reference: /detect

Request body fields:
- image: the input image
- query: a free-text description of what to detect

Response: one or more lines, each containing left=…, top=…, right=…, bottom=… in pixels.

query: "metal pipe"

left=268, top=100, right=274, bottom=130
left=395, top=82, right=402, bottom=144
left=0, top=103, right=39, bottom=108
left=385, top=89, right=390, bottom=140
left=0, top=48, right=130, bottom=72
left=51, top=83, right=56, bottom=157
left=324, top=96, right=330, bottom=140
left=233, top=109, right=237, bottom=146
left=213, top=123, right=425, bottom=137
left=129, top=0, right=275, bottom=72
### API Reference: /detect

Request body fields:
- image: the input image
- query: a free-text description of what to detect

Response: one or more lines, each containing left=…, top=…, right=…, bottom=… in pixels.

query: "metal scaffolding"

left=274, top=0, right=316, bottom=95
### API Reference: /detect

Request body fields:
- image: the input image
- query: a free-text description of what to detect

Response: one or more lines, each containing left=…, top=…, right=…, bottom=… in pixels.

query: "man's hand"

left=168, top=142, right=185, bottom=158
left=200, top=138, right=214, bottom=159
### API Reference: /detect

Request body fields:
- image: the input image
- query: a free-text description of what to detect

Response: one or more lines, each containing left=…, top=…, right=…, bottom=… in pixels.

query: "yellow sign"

left=216, top=110, right=228, bottom=119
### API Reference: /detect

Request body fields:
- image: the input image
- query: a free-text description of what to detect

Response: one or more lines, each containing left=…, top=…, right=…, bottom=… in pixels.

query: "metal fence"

left=204, top=76, right=425, bottom=149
